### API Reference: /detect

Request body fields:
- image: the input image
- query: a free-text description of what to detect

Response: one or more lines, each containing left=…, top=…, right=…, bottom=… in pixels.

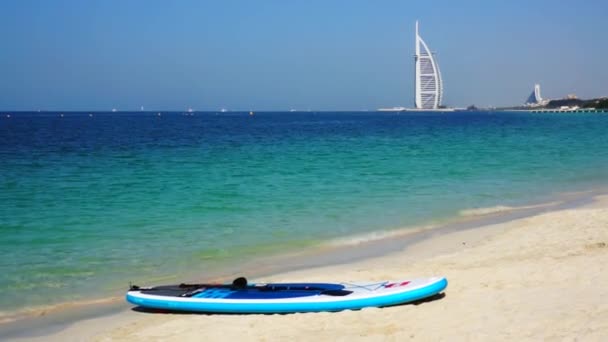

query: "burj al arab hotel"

left=414, top=21, right=443, bottom=109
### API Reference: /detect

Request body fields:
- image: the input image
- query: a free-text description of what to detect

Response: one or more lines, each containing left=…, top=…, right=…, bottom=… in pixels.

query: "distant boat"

left=187, top=108, right=193, bottom=113
left=377, top=107, right=407, bottom=112
left=220, top=108, right=228, bottom=113
left=112, top=108, right=117, bottom=112
left=377, top=107, right=455, bottom=112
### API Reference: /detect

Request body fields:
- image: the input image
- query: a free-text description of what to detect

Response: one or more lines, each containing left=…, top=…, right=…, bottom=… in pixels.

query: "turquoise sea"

left=1, top=111, right=608, bottom=315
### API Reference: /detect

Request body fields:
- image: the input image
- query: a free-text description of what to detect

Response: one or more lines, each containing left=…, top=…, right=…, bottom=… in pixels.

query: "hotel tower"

left=414, top=21, right=443, bottom=109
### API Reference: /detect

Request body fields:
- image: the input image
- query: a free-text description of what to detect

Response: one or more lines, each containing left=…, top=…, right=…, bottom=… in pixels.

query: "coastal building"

left=526, top=84, right=544, bottom=106
left=414, top=21, right=443, bottom=109
left=378, top=21, right=452, bottom=112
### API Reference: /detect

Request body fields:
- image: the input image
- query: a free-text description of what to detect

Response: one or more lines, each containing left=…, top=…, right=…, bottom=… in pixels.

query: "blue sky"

left=0, top=0, right=607, bottom=111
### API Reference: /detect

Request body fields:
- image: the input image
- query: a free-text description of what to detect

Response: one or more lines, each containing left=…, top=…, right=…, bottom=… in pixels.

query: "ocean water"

left=1, top=111, right=608, bottom=313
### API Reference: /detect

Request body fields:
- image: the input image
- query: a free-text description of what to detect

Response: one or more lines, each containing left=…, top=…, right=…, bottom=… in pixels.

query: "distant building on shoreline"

left=377, top=21, right=451, bottom=112
left=525, top=84, right=549, bottom=107
left=518, top=84, right=608, bottom=112
left=414, top=21, right=443, bottom=110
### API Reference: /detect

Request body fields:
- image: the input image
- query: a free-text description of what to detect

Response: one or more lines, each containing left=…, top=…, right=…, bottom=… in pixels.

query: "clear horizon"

left=1, top=0, right=607, bottom=111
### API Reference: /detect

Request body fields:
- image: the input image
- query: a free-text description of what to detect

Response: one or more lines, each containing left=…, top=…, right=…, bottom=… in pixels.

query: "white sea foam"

left=326, top=200, right=564, bottom=249
left=458, top=202, right=559, bottom=217
left=323, top=225, right=436, bottom=247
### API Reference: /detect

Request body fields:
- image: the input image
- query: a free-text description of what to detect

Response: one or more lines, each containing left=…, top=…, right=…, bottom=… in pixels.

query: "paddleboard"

left=126, top=276, right=447, bottom=313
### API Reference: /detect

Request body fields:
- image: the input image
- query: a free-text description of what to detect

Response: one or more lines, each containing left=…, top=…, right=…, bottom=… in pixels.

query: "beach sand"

left=11, top=195, right=608, bottom=341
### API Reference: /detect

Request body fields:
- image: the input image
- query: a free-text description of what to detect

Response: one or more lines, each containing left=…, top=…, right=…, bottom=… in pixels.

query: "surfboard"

left=126, top=276, right=447, bottom=313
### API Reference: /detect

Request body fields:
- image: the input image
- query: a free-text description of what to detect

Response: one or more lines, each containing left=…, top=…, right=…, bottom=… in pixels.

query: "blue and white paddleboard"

left=126, top=276, right=447, bottom=313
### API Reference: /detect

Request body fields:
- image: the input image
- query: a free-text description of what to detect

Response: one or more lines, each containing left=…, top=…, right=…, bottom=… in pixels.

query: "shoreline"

left=2, top=187, right=606, bottom=340
left=104, top=191, right=608, bottom=340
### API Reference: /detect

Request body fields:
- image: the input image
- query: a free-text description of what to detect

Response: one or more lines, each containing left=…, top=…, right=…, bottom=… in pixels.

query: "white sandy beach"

left=12, top=194, right=608, bottom=341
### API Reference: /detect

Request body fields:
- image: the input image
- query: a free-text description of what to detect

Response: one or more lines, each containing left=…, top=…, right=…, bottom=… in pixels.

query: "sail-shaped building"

left=526, top=84, right=543, bottom=105
left=414, top=21, right=443, bottom=109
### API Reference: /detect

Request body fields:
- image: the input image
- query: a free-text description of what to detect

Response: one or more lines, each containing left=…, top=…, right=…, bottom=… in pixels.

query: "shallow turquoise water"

left=1, top=111, right=608, bottom=312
